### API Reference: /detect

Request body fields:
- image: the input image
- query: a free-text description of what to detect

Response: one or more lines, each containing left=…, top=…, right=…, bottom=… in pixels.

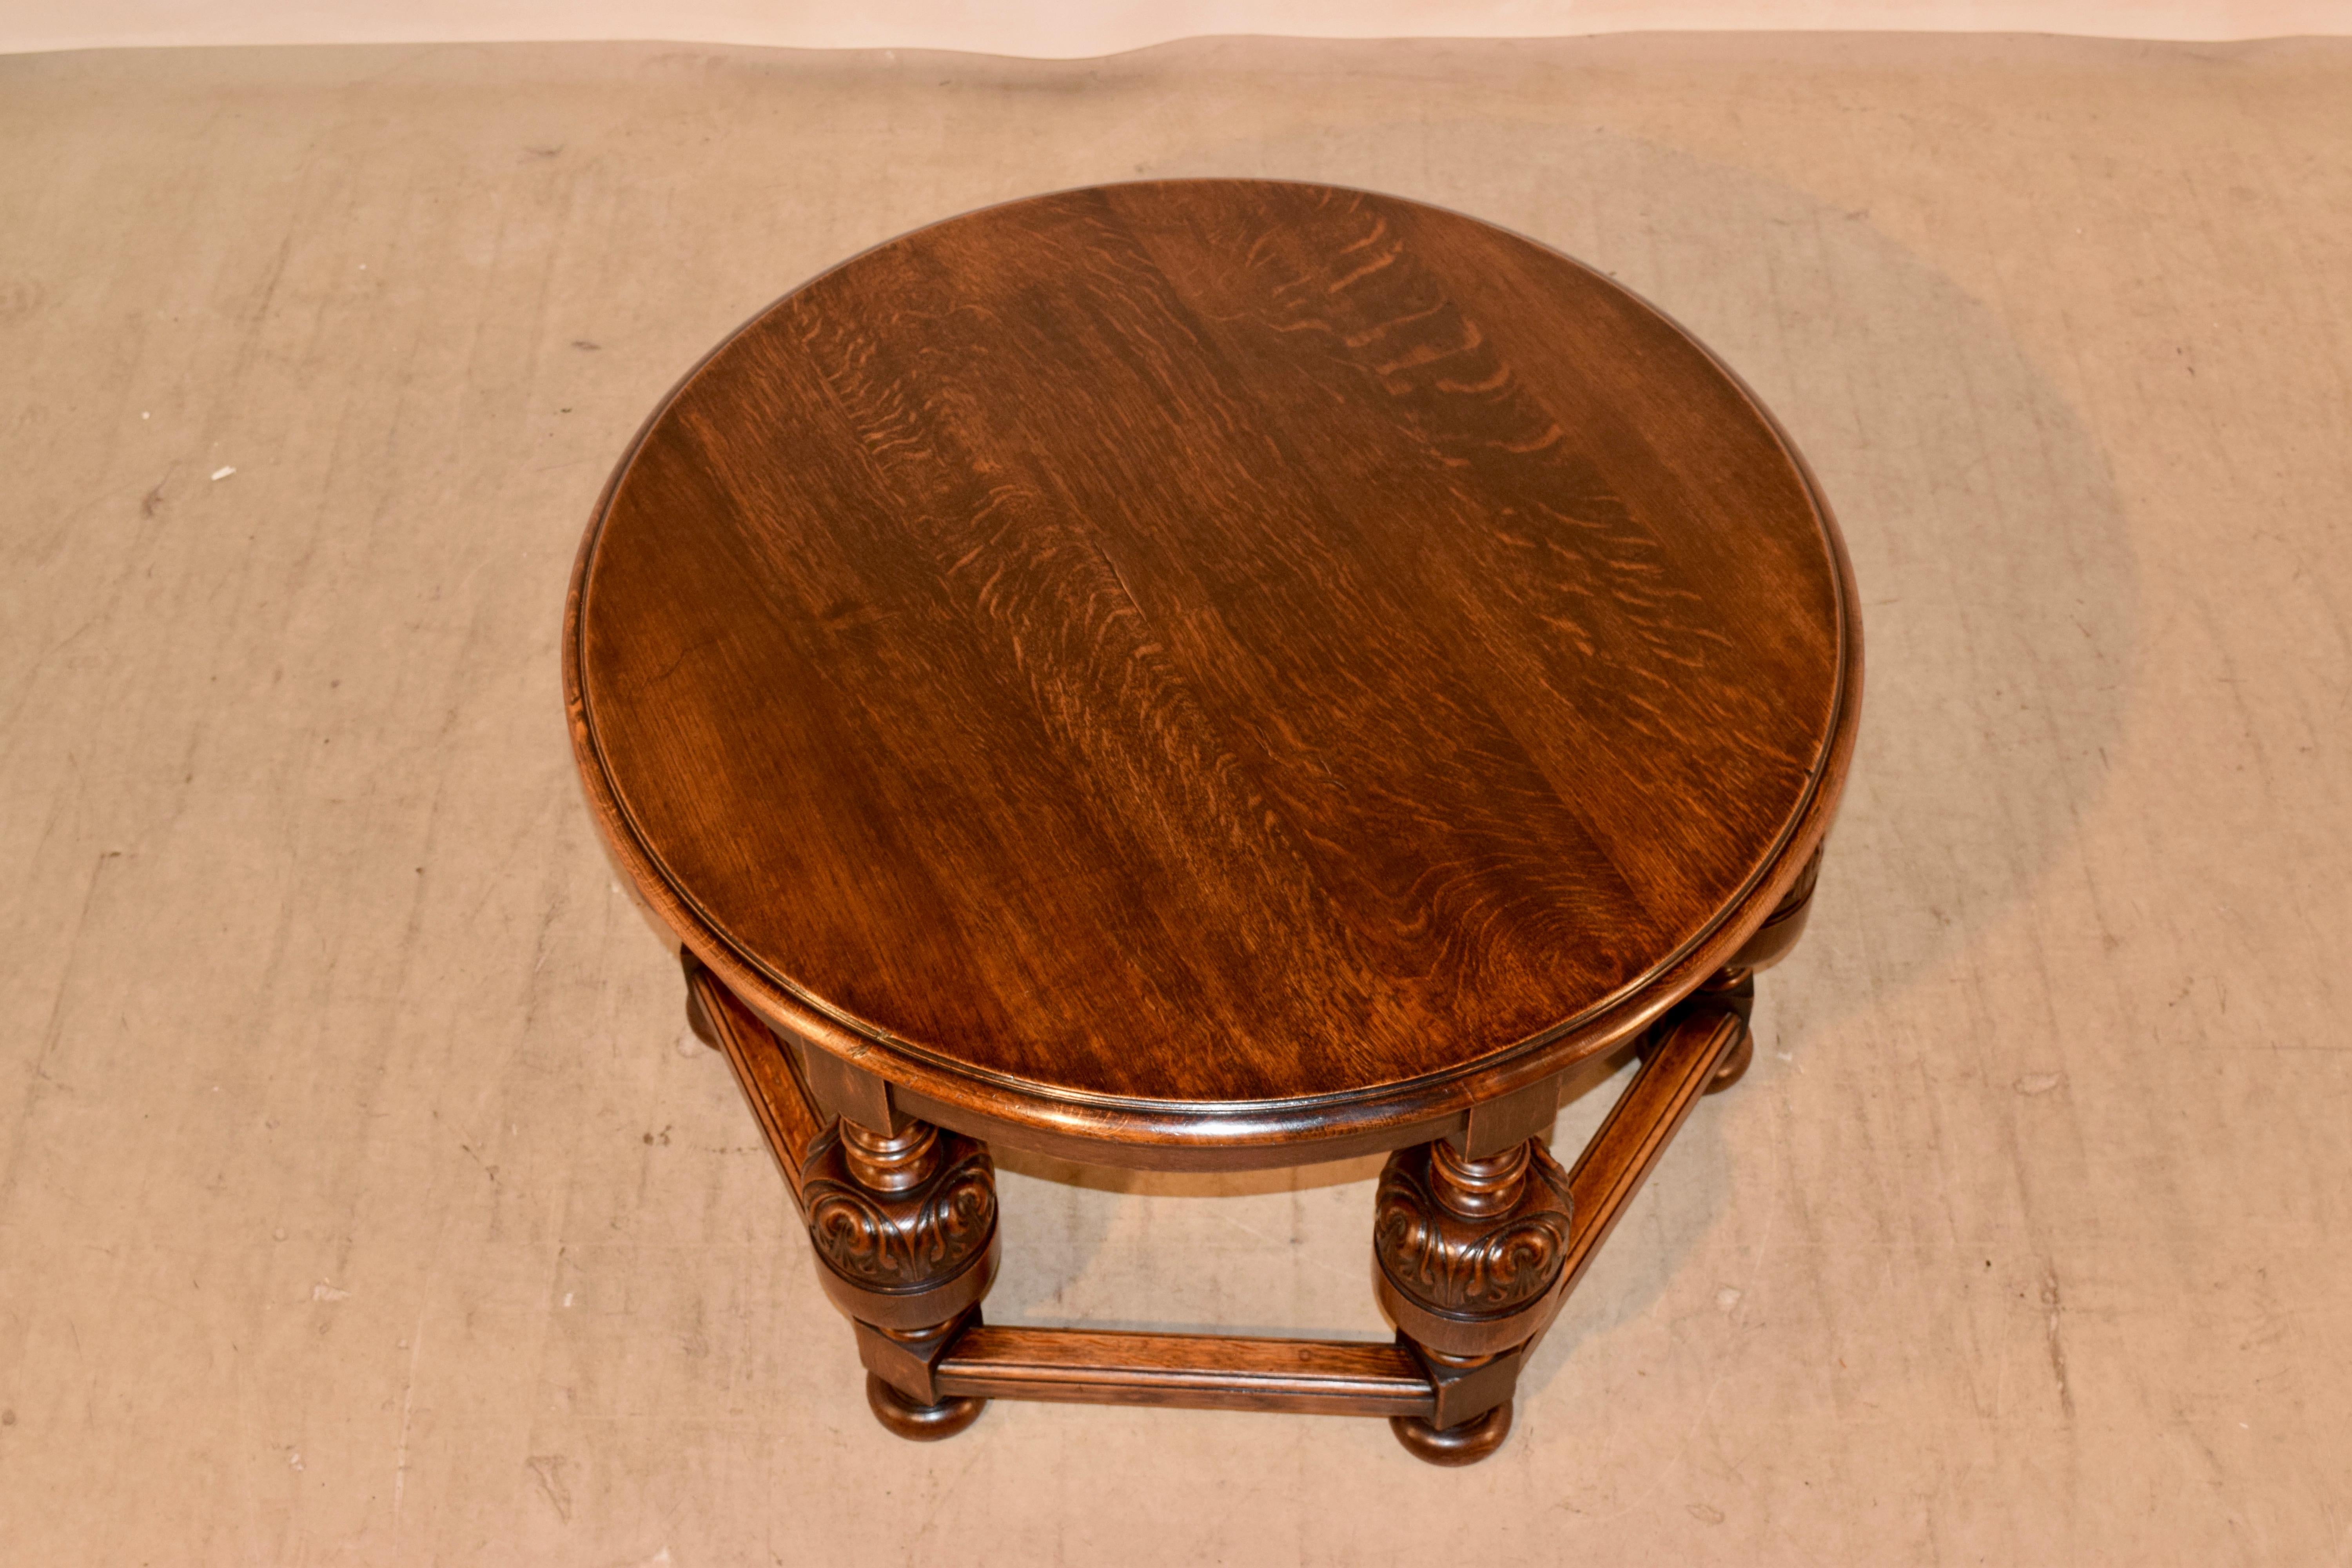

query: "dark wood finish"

left=1729, top=844, right=1826, bottom=976
left=693, top=953, right=1002, bottom=1420
left=681, top=953, right=723, bottom=1051
left=1697, top=968, right=1759, bottom=1092
left=567, top=177, right=1861, bottom=1169
left=577, top=181, right=1859, bottom=1457
left=686, top=954, right=825, bottom=1198
left=866, top=1372, right=987, bottom=1441
left=853, top=1306, right=982, bottom=1405
left=697, top=958, right=1446, bottom=1430
left=797, top=1044, right=911, bottom=1137
left=1372, top=1132, right=1569, bottom=1461
left=694, top=867, right=1786, bottom=1456
left=1405, top=1340, right=1525, bottom=1430
left=1389, top=1399, right=1514, bottom=1467
left=798, top=1119, right=998, bottom=1332
left=1541, top=1000, right=1748, bottom=1334
left=1460, top=1071, right=1566, bottom=1161
left=1374, top=1137, right=1572, bottom=1358
left=932, top=1326, right=1434, bottom=1418
left=1378, top=988, right=1747, bottom=1462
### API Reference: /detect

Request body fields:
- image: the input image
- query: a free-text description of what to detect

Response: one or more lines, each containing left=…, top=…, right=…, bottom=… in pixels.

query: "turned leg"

left=687, top=949, right=1007, bottom=1439
left=1369, top=842, right=1828, bottom=1469
left=680, top=951, right=1002, bottom=1439
left=800, top=1116, right=1001, bottom=1440
left=1373, top=1136, right=1573, bottom=1465
left=686, top=915, right=1793, bottom=1458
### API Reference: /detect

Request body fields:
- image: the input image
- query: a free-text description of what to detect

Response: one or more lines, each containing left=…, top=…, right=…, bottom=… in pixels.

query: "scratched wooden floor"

left=2, top=33, right=2347, bottom=1565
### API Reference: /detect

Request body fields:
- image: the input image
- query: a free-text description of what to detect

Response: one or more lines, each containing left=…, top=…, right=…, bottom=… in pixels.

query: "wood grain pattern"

left=932, top=1325, right=1436, bottom=1417
left=1540, top=1000, right=1748, bottom=1339
left=1373, top=1137, right=1573, bottom=1348
left=567, top=178, right=1860, bottom=1162
left=687, top=955, right=826, bottom=1203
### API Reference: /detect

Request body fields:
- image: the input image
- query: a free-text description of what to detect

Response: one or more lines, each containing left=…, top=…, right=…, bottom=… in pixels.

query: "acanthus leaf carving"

left=799, top=1126, right=996, bottom=1292
left=1374, top=1141, right=1572, bottom=1317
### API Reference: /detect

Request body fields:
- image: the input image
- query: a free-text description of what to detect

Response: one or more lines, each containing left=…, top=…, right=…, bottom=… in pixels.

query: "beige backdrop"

left=1, top=33, right=2347, bottom=1565
left=11, top=2, right=2352, bottom=56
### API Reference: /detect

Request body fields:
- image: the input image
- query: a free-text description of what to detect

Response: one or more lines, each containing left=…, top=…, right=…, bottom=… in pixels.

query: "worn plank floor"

left=1, top=33, right=2347, bottom=1564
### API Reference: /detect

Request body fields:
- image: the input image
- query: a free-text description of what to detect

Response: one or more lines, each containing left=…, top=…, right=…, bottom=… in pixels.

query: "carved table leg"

left=681, top=953, right=1003, bottom=1441
left=1373, top=1136, right=1573, bottom=1465
left=800, top=1117, right=1002, bottom=1441
left=686, top=918, right=1800, bottom=1457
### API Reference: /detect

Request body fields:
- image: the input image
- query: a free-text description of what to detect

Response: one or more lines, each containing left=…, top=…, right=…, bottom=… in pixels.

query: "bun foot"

left=1389, top=1400, right=1513, bottom=1466
left=866, top=1373, right=987, bottom=1441
left=1705, top=1024, right=1755, bottom=1094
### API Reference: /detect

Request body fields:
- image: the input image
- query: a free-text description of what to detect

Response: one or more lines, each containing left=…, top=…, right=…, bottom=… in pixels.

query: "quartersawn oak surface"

left=570, top=179, right=1856, bottom=1135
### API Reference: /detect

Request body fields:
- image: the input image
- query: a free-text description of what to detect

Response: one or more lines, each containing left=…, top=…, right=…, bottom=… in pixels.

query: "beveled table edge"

left=561, top=178, right=1864, bottom=1171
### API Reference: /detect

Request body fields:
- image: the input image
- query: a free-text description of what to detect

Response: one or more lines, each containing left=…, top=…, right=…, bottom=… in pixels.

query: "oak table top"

left=565, top=178, right=1860, bottom=1168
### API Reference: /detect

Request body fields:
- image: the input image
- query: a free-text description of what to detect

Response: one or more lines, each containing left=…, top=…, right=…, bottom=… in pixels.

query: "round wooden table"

left=565, top=179, right=1860, bottom=1464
